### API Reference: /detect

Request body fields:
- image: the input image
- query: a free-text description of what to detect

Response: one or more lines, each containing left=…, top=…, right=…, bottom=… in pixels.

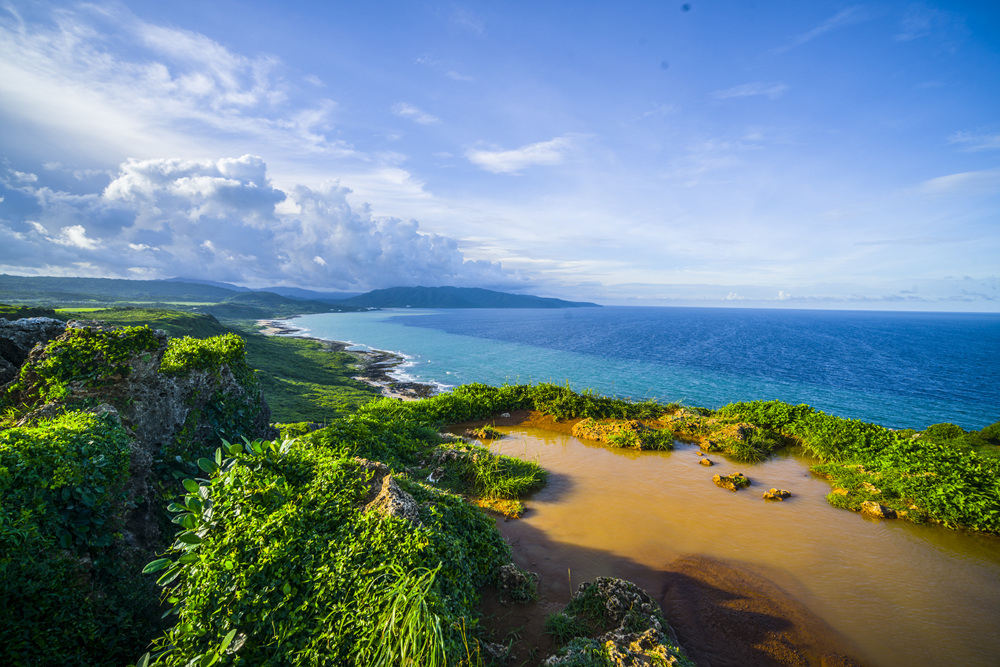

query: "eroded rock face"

left=0, top=317, right=66, bottom=385
left=7, top=322, right=275, bottom=552
left=713, top=472, right=751, bottom=491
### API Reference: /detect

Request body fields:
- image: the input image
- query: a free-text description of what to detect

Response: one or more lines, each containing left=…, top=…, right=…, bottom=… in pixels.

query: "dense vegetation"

left=1, top=302, right=997, bottom=666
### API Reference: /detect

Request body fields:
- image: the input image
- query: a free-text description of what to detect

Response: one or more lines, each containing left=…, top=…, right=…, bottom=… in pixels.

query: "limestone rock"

left=860, top=500, right=897, bottom=519
left=496, top=562, right=538, bottom=604
left=542, top=577, right=692, bottom=666
left=713, top=472, right=751, bottom=491
left=365, top=474, right=421, bottom=525
left=0, top=317, right=66, bottom=385
left=354, top=458, right=391, bottom=506
left=763, top=488, right=792, bottom=500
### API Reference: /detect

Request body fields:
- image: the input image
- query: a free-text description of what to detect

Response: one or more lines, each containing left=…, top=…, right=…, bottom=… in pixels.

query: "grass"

left=360, top=564, right=448, bottom=667
left=543, top=612, right=590, bottom=644
left=238, top=329, right=382, bottom=423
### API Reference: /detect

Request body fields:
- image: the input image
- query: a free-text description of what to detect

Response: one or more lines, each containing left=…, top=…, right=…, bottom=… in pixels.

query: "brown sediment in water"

left=468, top=410, right=862, bottom=667
left=659, top=556, right=865, bottom=667
left=480, top=516, right=865, bottom=667
left=472, top=416, right=872, bottom=666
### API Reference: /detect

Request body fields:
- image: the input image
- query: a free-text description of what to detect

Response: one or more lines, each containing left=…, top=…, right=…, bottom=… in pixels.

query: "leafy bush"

left=8, top=325, right=160, bottom=406
left=159, top=333, right=247, bottom=376
left=142, top=438, right=515, bottom=666
left=0, top=411, right=160, bottom=665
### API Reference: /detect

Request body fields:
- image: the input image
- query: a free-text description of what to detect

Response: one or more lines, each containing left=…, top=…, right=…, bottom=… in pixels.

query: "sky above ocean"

left=0, top=1, right=997, bottom=311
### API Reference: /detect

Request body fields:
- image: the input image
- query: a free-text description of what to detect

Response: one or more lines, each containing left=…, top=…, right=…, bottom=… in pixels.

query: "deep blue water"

left=291, top=307, right=1000, bottom=430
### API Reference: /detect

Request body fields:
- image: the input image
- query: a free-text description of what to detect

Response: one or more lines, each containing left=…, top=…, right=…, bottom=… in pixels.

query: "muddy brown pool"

left=486, top=425, right=1000, bottom=666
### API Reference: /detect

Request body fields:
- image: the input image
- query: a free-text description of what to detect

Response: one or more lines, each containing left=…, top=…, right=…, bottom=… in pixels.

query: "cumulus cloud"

left=713, top=82, right=788, bottom=100
left=466, top=136, right=576, bottom=174
left=0, top=155, right=515, bottom=290
left=392, top=103, right=440, bottom=125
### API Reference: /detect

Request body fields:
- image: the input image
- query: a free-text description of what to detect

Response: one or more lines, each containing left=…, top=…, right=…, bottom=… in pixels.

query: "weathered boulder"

left=763, top=488, right=792, bottom=500
left=713, top=472, right=751, bottom=491
left=364, top=474, right=422, bottom=525
left=542, top=577, right=693, bottom=666
left=860, top=500, right=897, bottom=519
left=496, top=562, right=538, bottom=605
left=0, top=317, right=66, bottom=384
left=699, top=458, right=713, bottom=466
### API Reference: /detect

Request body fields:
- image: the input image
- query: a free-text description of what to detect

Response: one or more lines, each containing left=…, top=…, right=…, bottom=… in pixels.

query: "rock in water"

left=713, top=472, right=751, bottom=491
left=541, top=577, right=693, bottom=666
left=860, top=500, right=897, bottom=519
left=763, top=488, right=792, bottom=500
left=495, top=563, right=538, bottom=605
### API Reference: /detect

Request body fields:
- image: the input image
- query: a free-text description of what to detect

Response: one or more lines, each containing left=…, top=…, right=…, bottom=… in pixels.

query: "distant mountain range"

left=340, top=286, right=598, bottom=309
left=0, top=275, right=599, bottom=314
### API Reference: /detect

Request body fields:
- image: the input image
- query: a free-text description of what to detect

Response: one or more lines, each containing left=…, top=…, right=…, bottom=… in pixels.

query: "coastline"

left=255, top=318, right=438, bottom=401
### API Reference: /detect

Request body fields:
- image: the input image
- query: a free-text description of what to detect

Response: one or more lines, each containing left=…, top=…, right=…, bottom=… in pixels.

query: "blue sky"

left=0, top=1, right=997, bottom=310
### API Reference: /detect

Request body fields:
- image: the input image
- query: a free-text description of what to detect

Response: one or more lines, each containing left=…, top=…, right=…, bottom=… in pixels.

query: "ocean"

left=289, top=306, right=1000, bottom=430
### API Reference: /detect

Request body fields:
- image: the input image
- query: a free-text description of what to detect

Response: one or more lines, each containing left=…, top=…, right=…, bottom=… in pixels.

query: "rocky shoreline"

left=256, top=318, right=438, bottom=401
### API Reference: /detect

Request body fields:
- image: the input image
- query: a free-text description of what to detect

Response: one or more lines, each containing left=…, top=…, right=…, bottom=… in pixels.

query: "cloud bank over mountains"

left=0, top=155, right=516, bottom=291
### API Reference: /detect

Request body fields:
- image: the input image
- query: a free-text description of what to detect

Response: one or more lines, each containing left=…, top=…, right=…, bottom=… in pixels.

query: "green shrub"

left=0, top=411, right=159, bottom=665
left=8, top=325, right=160, bottom=406
left=142, top=438, right=514, bottom=666
left=159, top=333, right=247, bottom=376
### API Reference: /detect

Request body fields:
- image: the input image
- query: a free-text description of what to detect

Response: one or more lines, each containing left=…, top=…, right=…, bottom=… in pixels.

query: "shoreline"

left=255, top=318, right=438, bottom=402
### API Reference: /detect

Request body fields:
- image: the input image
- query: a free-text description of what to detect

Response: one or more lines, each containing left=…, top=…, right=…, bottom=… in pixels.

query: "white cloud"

left=0, top=2, right=353, bottom=165
left=0, top=154, right=515, bottom=290
left=949, top=130, right=1000, bottom=152
left=466, top=136, right=576, bottom=174
left=774, top=6, right=874, bottom=54
left=713, top=82, right=788, bottom=100
left=920, top=168, right=1000, bottom=196
left=446, top=71, right=475, bottom=83
left=392, top=102, right=440, bottom=125
left=54, top=224, right=100, bottom=250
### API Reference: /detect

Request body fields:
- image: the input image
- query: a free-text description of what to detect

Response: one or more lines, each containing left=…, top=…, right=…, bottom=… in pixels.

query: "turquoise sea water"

left=289, top=307, right=1000, bottom=430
